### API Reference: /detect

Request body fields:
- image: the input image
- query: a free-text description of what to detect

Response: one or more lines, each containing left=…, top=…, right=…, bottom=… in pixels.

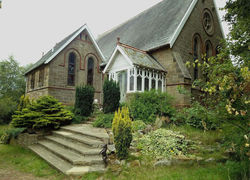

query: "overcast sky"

left=0, top=0, right=228, bottom=66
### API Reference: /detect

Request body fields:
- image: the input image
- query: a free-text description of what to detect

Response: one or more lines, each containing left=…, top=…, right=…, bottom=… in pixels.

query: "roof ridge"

left=118, top=42, right=146, bottom=54
left=97, top=0, right=164, bottom=40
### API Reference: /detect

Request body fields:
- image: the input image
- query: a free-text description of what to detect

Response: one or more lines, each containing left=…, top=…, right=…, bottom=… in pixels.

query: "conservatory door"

left=118, top=71, right=127, bottom=103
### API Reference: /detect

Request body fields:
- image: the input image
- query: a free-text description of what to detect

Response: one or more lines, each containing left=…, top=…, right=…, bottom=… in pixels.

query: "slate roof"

left=119, top=44, right=166, bottom=72
left=97, top=0, right=194, bottom=61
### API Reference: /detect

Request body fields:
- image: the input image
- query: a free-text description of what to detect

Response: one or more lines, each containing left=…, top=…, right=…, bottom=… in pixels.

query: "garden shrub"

left=74, top=85, right=95, bottom=117
left=17, top=95, right=31, bottom=111
left=93, top=113, right=114, bottom=128
left=131, top=120, right=147, bottom=133
left=174, top=102, right=217, bottom=130
left=0, top=97, right=17, bottom=124
left=129, top=90, right=175, bottom=124
left=112, top=107, right=132, bottom=159
left=136, top=129, right=191, bottom=158
left=11, top=96, right=73, bottom=130
left=0, top=127, right=25, bottom=144
left=103, top=80, right=120, bottom=113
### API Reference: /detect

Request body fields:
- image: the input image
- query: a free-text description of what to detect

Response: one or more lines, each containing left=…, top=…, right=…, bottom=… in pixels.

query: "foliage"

left=93, top=113, right=114, bottom=128
left=131, top=120, right=147, bottom=133
left=172, top=102, right=218, bottom=130
left=184, top=0, right=250, bottom=166
left=74, top=85, right=95, bottom=117
left=103, top=79, right=120, bottom=113
left=71, top=115, right=88, bottom=124
left=0, top=56, right=30, bottom=102
left=136, top=129, right=191, bottom=158
left=112, top=107, right=132, bottom=159
left=0, top=97, right=17, bottom=124
left=17, top=95, right=31, bottom=111
left=0, top=127, right=25, bottom=144
left=129, top=90, right=175, bottom=124
left=11, top=96, right=73, bottom=129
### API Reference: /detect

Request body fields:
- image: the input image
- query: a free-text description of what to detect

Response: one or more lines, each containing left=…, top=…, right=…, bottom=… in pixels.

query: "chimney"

left=117, top=37, right=120, bottom=44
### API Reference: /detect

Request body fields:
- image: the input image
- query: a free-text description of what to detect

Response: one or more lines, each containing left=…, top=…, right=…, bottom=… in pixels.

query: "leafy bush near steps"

left=136, top=129, right=191, bottom=158
left=74, top=85, right=95, bottom=117
left=93, top=113, right=114, bottom=128
left=131, top=120, right=147, bottom=133
left=103, top=80, right=120, bottom=113
left=11, top=96, right=73, bottom=129
left=129, top=90, right=175, bottom=124
left=0, top=127, right=25, bottom=144
left=112, top=107, right=132, bottom=159
left=172, top=102, right=218, bottom=130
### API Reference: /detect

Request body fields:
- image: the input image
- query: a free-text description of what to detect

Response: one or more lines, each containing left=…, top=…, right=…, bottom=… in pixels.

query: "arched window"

left=205, top=40, right=213, bottom=58
left=193, top=37, right=199, bottom=80
left=67, top=52, right=76, bottom=86
left=87, top=57, right=94, bottom=86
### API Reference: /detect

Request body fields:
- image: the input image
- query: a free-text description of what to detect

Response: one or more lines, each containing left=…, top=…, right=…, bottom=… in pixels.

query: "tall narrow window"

left=38, top=68, right=44, bottom=87
left=67, top=52, right=76, bottom=86
left=30, top=73, right=35, bottom=89
left=144, top=70, right=149, bottom=91
left=193, top=37, right=199, bottom=80
left=87, top=57, right=94, bottom=86
left=205, top=41, right=213, bottom=58
left=129, top=68, right=134, bottom=91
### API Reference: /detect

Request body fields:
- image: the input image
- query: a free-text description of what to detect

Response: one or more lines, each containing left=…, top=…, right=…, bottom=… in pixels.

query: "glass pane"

left=152, top=79, right=156, bottom=89
left=130, top=76, right=134, bottom=91
left=137, top=76, right=142, bottom=91
left=158, top=80, right=162, bottom=92
left=87, top=58, right=94, bottom=86
left=145, top=78, right=149, bottom=91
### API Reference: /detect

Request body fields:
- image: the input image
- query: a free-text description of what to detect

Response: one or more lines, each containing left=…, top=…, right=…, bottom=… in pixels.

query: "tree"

left=0, top=56, right=29, bottom=102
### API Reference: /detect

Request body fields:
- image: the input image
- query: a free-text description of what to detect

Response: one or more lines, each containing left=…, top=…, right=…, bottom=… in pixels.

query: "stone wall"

left=48, top=30, right=103, bottom=104
left=151, top=47, right=191, bottom=106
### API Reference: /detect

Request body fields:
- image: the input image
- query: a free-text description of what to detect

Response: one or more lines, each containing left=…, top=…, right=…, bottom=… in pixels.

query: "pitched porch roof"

left=104, top=43, right=167, bottom=73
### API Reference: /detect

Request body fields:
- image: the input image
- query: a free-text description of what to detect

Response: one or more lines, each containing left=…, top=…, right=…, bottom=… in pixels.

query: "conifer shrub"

left=103, top=79, right=120, bottom=113
left=129, top=90, right=175, bottom=124
left=74, top=85, right=95, bottom=117
left=17, top=95, right=31, bottom=111
left=112, top=107, right=132, bottom=159
left=11, top=96, right=73, bottom=130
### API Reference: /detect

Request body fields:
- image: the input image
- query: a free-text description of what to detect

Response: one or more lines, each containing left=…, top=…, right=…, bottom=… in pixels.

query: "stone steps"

left=61, top=124, right=110, bottom=144
left=53, top=130, right=104, bottom=148
left=28, top=124, right=110, bottom=175
left=45, top=136, right=101, bottom=155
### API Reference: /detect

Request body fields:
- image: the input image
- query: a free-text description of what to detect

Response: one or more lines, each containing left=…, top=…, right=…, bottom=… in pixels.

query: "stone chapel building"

left=25, top=0, right=224, bottom=106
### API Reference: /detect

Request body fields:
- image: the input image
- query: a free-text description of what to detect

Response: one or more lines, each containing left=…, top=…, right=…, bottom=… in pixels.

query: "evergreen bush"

left=103, top=80, right=120, bottom=113
left=129, top=90, right=175, bottom=124
left=17, top=95, right=31, bottom=111
left=11, top=96, right=73, bottom=129
left=112, top=107, right=132, bottom=159
left=74, top=85, right=95, bottom=117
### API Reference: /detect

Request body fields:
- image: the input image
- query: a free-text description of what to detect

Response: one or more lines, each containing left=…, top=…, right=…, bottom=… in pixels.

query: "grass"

left=0, top=124, right=66, bottom=179
left=100, top=163, right=229, bottom=180
left=0, top=144, right=66, bottom=179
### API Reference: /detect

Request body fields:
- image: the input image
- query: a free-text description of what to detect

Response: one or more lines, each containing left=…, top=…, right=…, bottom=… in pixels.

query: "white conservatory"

left=103, top=43, right=167, bottom=102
